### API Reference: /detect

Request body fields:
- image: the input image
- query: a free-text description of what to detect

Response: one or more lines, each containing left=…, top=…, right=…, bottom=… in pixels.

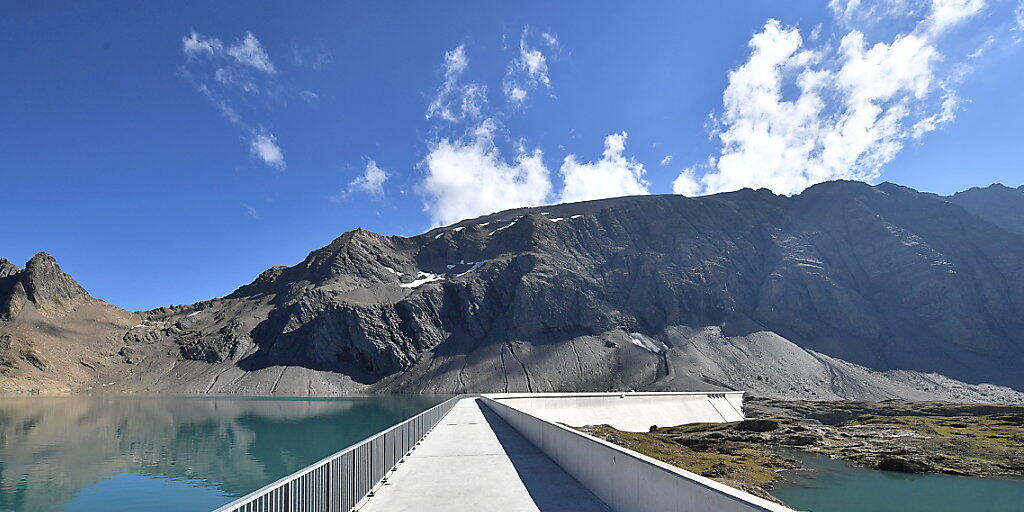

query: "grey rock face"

left=5, top=253, right=93, bottom=317
left=5, top=180, right=1024, bottom=400
left=947, top=183, right=1024, bottom=235
left=0, top=259, right=20, bottom=279
left=0, top=260, right=25, bottom=320
left=119, top=180, right=1024, bottom=398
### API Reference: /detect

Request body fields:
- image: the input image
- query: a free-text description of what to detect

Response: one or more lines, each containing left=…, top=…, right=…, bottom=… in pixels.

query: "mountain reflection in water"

left=0, top=395, right=441, bottom=512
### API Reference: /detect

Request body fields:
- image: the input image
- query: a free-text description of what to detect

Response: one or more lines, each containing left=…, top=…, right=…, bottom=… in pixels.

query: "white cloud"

left=183, top=31, right=220, bottom=58
left=924, top=0, right=985, bottom=35
left=672, top=168, right=702, bottom=197
left=193, top=82, right=243, bottom=124
left=677, top=0, right=987, bottom=197
left=660, top=155, right=673, bottom=166
left=829, top=0, right=986, bottom=34
left=1016, top=0, right=1024, bottom=39
left=348, top=160, right=389, bottom=197
left=427, top=45, right=487, bottom=122
left=417, top=30, right=651, bottom=223
left=250, top=131, right=285, bottom=170
left=829, top=0, right=927, bottom=29
left=559, top=132, right=649, bottom=203
left=226, top=32, right=276, bottom=73
left=503, top=29, right=558, bottom=107
left=181, top=30, right=287, bottom=170
left=417, top=127, right=651, bottom=224
left=912, top=86, right=959, bottom=137
left=419, top=121, right=552, bottom=226
left=967, top=35, right=995, bottom=57
left=182, top=31, right=275, bottom=75
left=810, top=24, right=824, bottom=41
left=828, top=0, right=866, bottom=26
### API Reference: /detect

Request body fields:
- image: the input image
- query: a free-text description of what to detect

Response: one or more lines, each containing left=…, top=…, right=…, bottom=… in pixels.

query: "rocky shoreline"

left=576, top=398, right=1024, bottom=503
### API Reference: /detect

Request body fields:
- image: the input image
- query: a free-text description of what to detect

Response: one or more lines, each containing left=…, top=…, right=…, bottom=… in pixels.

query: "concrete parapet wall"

left=480, top=396, right=793, bottom=512
left=485, top=392, right=745, bottom=432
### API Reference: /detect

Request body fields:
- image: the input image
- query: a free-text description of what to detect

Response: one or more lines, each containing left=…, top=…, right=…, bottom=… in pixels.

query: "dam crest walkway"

left=360, top=397, right=611, bottom=511
left=214, top=392, right=789, bottom=512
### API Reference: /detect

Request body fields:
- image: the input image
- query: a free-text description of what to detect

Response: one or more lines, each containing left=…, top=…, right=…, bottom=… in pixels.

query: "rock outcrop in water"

left=3, top=180, right=1024, bottom=400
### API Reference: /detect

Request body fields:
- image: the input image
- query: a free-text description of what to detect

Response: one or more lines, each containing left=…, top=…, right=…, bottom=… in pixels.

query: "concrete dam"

left=214, top=392, right=794, bottom=512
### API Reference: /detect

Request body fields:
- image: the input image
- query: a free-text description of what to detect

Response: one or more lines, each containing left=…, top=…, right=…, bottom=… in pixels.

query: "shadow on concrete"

left=477, top=401, right=612, bottom=512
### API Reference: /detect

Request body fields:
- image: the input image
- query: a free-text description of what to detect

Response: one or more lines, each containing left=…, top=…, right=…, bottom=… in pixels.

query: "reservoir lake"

left=5, top=396, right=1024, bottom=512
left=771, top=450, right=1024, bottom=512
left=0, top=395, right=442, bottom=511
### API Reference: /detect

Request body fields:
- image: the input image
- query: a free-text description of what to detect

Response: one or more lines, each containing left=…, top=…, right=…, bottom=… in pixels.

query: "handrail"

left=212, top=395, right=464, bottom=512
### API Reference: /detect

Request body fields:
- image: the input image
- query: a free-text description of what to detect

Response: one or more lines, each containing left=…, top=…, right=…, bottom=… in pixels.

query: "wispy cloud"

left=250, top=131, right=285, bottom=170
left=226, top=32, right=276, bottom=73
left=291, top=45, right=334, bottom=70
left=243, top=204, right=260, bottom=219
left=183, top=31, right=276, bottom=90
left=182, top=31, right=219, bottom=58
left=503, top=28, right=559, bottom=107
left=968, top=34, right=996, bottom=57
left=660, top=155, right=673, bottom=166
left=676, top=0, right=995, bottom=196
left=1015, top=0, right=1024, bottom=41
left=180, top=30, right=287, bottom=170
left=426, top=45, right=487, bottom=123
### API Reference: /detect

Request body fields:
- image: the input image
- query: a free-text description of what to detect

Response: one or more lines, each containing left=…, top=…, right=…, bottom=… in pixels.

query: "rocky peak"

left=947, top=183, right=1024, bottom=235
left=299, top=229, right=406, bottom=283
left=0, top=259, right=25, bottom=320
left=19, top=253, right=91, bottom=316
left=0, top=259, right=20, bottom=279
left=227, top=229, right=412, bottom=299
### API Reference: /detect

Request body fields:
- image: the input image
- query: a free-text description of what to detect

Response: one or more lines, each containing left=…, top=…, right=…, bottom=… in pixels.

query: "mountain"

left=3, top=180, right=1024, bottom=401
left=946, top=183, right=1024, bottom=235
left=0, top=254, right=140, bottom=393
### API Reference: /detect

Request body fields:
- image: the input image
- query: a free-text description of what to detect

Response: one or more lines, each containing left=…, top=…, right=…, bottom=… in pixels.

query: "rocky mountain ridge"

left=0, top=254, right=139, bottom=392
left=946, top=183, right=1024, bottom=235
left=2, top=180, right=1023, bottom=401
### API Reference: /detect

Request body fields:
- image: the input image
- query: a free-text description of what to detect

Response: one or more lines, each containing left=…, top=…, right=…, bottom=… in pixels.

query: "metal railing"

left=212, top=395, right=463, bottom=512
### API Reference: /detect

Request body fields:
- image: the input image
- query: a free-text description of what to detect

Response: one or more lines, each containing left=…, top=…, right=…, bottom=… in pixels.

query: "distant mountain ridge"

left=947, top=183, right=1024, bottom=235
left=2, top=180, right=1024, bottom=402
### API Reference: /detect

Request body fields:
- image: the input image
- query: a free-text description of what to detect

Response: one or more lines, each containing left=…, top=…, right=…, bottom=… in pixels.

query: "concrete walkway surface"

left=359, top=397, right=612, bottom=512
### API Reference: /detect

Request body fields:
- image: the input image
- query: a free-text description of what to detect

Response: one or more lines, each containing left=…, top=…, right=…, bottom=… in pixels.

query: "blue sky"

left=2, top=0, right=1022, bottom=310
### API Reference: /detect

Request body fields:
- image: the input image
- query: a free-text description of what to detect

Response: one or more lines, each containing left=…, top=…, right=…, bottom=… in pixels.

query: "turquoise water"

left=771, top=451, right=1024, bottom=512
left=0, top=395, right=442, bottom=512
